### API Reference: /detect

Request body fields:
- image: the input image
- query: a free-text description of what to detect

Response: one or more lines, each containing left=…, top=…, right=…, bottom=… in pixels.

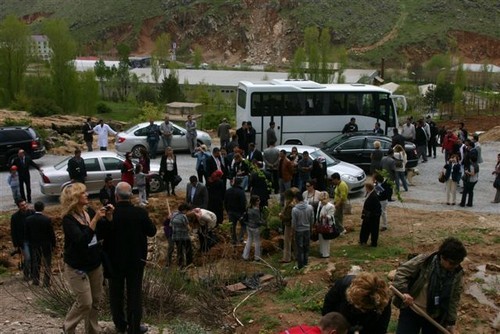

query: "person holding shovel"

left=393, top=237, right=467, bottom=334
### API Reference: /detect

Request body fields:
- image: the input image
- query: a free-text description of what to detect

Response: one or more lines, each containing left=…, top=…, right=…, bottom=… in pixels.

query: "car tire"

left=131, top=145, right=147, bottom=158
left=149, top=175, right=164, bottom=193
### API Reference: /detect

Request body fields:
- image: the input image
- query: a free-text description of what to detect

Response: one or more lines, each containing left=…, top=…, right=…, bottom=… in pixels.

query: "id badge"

left=434, top=296, right=440, bottom=306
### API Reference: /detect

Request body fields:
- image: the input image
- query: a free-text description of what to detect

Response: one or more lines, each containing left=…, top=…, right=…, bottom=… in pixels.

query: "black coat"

left=224, top=185, right=247, bottom=215
left=25, top=212, right=56, bottom=248
left=10, top=209, right=35, bottom=248
left=207, top=179, right=226, bottom=224
left=205, top=155, right=227, bottom=179
left=104, top=202, right=156, bottom=273
left=362, top=191, right=381, bottom=222
left=186, top=182, right=208, bottom=209
left=82, top=122, right=94, bottom=142
left=322, top=275, right=391, bottom=334
left=99, top=185, right=116, bottom=206
left=67, top=156, right=87, bottom=182
left=12, top=156, right=40, bottom=180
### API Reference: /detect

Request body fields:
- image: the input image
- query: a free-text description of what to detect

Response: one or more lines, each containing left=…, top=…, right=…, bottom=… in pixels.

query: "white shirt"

left=93, top=123, right=117, bottom=148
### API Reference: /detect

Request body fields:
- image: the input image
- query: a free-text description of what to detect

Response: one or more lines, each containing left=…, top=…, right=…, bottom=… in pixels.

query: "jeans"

left=417, top=144, right=427, bottom=161
left=460, top=180, right=477, bottom=206
left=161, top=135, right=172, bottom=149
left=278, top=179, right=291, bottom=206
left=295, top=230, right=310, bottom=269
left=138, top=187, right=147, bottom=204
left=22, top=241, right=31, bottom=279
left=174, top=239, right=193, bottom=268
left=242, top=227, right=261, bottom=260
left=395, top=171, right=408, bottom=192
left=229, top=212, right=245, bottom=244
left=147, top=139, right=159, bottom=158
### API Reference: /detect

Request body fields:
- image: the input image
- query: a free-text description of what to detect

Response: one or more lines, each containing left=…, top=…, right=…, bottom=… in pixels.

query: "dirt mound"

left=478, top=125, right=500, bottom=142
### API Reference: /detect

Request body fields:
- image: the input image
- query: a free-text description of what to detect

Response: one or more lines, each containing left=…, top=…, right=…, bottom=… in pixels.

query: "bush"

left=10, top=93, right=32, bottom=111
left=136, top=85, right=158, bottom=104
left=96, top=102, right=112, bottom=114
left=29, top=98, right=62, bottom=117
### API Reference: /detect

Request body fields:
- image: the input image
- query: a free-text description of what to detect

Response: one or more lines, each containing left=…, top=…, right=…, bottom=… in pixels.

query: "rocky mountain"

left=1, top=0, right=499, bottom=67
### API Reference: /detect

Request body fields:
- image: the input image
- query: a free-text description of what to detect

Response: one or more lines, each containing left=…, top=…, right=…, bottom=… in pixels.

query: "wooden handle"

left=390, top=285, right=451, bottom=334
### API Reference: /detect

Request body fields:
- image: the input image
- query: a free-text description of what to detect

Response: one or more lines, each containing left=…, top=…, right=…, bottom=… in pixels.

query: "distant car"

left=317, top=132, right=418, bottom=172
left=39, top=151, right=163, bottom=196
left=115, top=121, right=212, bottom=158
left=276, top=145, right=366, bottom=194
left=0, top=126, right=46, bottom=167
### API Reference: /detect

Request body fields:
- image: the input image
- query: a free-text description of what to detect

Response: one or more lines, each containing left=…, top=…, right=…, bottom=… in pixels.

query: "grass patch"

left=259, top=314, right=282, bottom=331
left=334, top=244, right=406, bottom=264
left=96, top=101, right=142, bottom=123
left=276, top=282, right=325, bottom=312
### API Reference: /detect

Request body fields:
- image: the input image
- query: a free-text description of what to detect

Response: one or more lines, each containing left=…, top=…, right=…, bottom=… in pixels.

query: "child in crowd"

left=7, top=165, right=21, bottom=203
left=134, top=163, right=148, bottom=206
left=242, top=195, right=266, bottom=261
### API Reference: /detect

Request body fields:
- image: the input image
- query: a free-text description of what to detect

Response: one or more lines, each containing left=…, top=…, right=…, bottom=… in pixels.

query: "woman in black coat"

left=159, top=147, right=179, bottom=196
left=322, top=273, right=391, bottom=334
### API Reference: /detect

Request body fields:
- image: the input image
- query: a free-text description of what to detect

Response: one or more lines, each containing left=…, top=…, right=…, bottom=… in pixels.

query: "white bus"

left=236, top=79, right=400, bottom=150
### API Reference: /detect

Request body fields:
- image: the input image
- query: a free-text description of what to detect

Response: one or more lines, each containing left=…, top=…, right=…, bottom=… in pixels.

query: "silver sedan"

left=38, top=151, right=163, bottom=196
left=276, top=145, right=366, bottom=194
left=115, top=121, right=212, bottom=157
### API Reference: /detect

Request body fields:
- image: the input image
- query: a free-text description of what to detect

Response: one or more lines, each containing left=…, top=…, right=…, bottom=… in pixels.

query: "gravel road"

left=0, top=143, right=498, bottom=214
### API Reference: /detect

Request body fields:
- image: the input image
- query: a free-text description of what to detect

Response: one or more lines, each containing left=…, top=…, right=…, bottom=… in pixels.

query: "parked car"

left=276, top=145, right=366, bottom=194
left=317, top=132, right=418, bottom=172
left=115, top=121, right=212, bottom=157
left=0, top=126, right=46, bottom=167
left=39, top=151, right=163, bottom=196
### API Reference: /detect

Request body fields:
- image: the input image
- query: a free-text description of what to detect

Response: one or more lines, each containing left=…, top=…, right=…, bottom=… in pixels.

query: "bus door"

left=258, top=93, right=282, bottom=150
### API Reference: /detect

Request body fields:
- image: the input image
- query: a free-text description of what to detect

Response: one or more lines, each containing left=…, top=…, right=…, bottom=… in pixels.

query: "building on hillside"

left=30, top=35, right=51, bottom=61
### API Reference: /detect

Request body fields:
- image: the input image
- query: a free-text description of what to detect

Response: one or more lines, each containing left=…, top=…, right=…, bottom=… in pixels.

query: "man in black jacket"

left=25, top=201, right=56, bottom=286
left=99, top=176, right=116, bottom=206
left=67, top=149, right=87, bottom=183
left=82, top=117, right=94, bottom=151
left=10, top=199, right=35, bottom=280
left=105, top=182, right=156, bottom=334
left=12, top=149, right=41, bottom=203
left=224, top=178, right=247, bottom=244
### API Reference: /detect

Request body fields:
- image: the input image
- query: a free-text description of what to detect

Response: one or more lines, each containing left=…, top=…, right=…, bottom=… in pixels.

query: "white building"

left=30, top=35, right=51, bottom=61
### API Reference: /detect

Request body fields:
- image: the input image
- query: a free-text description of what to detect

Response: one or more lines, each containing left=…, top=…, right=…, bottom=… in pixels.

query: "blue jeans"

left=295, top=230, right=310, bottom=269
left=278, top=179, right=291, bottom=206
left=396, top=307, right=440, bottom=334
left=161, top=135, right=172, bottom=149
left=229, top=212, right=245, bottom=244
left=22, top=242, right=31, bottom=279
left=395, top=171, right=408, bottom=192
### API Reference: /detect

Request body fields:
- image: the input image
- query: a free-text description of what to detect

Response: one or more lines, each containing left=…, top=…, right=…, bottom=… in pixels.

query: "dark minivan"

left=0, top=126, right=46, bottom=167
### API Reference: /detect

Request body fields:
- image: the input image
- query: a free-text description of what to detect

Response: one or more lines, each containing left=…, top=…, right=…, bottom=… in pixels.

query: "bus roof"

left=238, top=79, right=392, bottom=94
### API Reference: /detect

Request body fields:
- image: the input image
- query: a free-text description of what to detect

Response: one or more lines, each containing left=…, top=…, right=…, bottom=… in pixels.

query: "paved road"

left=1, top=143, right=499, bottom=214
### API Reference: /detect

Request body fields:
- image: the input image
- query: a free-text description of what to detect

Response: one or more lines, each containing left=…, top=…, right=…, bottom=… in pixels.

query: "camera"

left=104, top=204, right=112, bottom=211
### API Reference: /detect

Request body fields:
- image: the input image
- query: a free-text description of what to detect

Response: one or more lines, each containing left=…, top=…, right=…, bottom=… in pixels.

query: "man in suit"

left=236, top=121, right=248, bottom=155
left=12, top=149, right=41, bottom=203
left=205, top=147, right=227, bottom=180
left=359, top=182, right=382, bottom=247
left=67, top=149, right=87, bottom=184
left=247, top=143, right=263, bottom=168
left=99, top=176, right=116, bottom=206
left=186, top=175, right=208, bottom=209
left=82, top=117, right=94, bottom=151
left=25, top=201, right=56, bottom=286
left=105, top=182, right=156, bottom=334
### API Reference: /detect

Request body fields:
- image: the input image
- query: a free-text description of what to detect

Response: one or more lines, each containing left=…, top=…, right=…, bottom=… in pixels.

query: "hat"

left=10, top=165, right=17, bottom=171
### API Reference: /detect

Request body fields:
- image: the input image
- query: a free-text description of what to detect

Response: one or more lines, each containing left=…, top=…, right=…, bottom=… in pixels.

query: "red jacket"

left=121, top=160, right=134, bottom=186
left=442, top=133, right=457, bottom=152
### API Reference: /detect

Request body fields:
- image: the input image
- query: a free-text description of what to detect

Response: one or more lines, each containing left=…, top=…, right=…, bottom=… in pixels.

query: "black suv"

left=0, top=126, right=46, bottom=167
left=317, top=132, right=418, bottom=172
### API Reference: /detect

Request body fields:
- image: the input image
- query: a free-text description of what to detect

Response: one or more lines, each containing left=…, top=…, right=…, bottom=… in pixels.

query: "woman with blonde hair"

left=322, top=272, right=391, bottom=334
left=60, top=182, right=113, bottom=333
left=316, top=191, right=335, bottom=258
left=393, top=144, right=408, bottom=192
left=369, top=140, right=384, bottom=175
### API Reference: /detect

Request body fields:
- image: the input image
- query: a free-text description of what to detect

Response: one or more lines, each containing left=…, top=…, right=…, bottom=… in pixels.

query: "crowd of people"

left=7, top=113, right=497, bottom=333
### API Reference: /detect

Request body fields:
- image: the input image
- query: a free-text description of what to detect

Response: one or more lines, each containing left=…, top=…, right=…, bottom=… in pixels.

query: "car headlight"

left=341, top=174, right=357, bottom=182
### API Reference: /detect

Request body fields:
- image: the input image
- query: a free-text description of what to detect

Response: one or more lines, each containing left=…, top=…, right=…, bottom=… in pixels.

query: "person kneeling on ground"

left=279, top=311, right=349, bottom=334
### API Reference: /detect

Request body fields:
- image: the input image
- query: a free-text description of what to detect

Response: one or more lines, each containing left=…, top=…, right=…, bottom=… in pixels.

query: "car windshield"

left=309, top=149, right=339, bottom=167
left=322, top=133, right=346, bottom=149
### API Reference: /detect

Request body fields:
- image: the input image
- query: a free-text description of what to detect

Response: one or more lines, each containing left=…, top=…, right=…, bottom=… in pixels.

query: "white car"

left=39, top=151, right=163, bottom=196
left=115, top=121, right=212, bottom=157
left=276, top=145, right=366, bottom=194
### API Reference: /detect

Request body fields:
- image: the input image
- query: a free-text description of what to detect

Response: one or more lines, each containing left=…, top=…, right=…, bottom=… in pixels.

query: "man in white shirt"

left=400, top=118, right=416, bottom=142
left=93, top=119, right=117, bottom=151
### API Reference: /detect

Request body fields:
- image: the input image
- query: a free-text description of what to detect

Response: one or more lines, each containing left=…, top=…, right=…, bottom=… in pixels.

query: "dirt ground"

left=0, top=112, right=499, bottom=333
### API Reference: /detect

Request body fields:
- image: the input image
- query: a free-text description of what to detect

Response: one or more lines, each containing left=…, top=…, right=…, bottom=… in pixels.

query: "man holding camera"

left=104, top=182, right=156, bottom=333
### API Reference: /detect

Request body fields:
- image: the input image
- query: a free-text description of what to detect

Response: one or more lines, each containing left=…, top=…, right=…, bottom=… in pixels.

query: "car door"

left=333, top=137, right=366, bottom=166
left=170, top=124, right=187, bottom=151
left=83, top=157, right=104, bottom=193
left=102, top=156, right=124, bottom=185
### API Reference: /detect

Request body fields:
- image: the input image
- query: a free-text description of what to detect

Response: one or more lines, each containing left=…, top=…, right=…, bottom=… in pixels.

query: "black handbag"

left=316, top=216, right=340, bottom=240
left=173, top=175, right=182, bottom=186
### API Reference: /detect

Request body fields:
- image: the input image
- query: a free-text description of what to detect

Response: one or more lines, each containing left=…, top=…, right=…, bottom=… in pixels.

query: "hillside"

left=0, top=0, right=499, bottom=66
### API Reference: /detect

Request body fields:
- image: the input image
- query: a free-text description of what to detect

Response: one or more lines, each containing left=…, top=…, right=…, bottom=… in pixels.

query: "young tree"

left=193, top=45, right=203, bottom=69
left=0, top=15, right=30, bottom=106
left=94, top=59, right=113, bottom=98
left=289, top=47, right=306, bottom=79
left=153, top=33, right=171, bottom=77
left=43, top=19, right=79, bottom=113
left=116, top=43, right=131, bottom=101
left=79, top=70, right=99, bottom=115
left=159, top=70, right=185, bottom=103
left=319, top=28, right=332, bottom=84
left=150, top=56, right=161, bottom=84
left=304, top=26, right=320, bottom=82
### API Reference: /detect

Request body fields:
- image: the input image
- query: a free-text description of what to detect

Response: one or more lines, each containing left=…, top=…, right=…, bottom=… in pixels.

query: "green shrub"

left=29, top=98, right=62, bottom=117
left=10, top=93, right=32, bottom=111
left=2, top=117, right=32, bottom=126
left=136, top=85, right=158, bottom=104
left=96, top=102, right=112, bottom=114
